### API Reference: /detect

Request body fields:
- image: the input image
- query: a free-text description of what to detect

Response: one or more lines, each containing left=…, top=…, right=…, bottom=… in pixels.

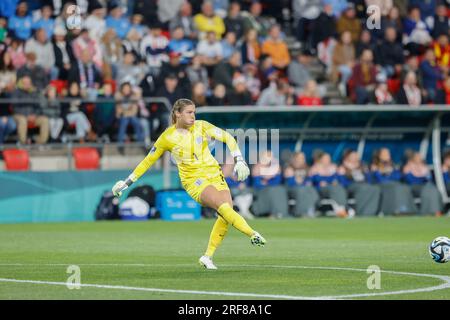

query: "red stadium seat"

left=72, top=147, right=100, bottom=170
left=3, top=149, right=30, bottom=171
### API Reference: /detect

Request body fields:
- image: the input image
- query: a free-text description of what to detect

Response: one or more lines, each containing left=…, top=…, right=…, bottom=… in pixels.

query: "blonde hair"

left=171, top=99, right=195, bottom=124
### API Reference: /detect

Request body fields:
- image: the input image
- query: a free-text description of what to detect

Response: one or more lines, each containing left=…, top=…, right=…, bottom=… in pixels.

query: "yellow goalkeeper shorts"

left=182, top=172, right=230, bottom=204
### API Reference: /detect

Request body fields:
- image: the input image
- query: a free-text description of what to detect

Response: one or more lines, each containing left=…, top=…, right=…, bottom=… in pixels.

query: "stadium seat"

left=72, top=147, right=100, bottom=170
left=3, top=149, right=30, bottom=171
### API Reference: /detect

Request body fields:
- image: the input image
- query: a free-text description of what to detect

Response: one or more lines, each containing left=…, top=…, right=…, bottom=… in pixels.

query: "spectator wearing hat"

left=84, top=2, right=107, bottom=41
left=52, top=25, right=74, bottom=81
left=336, top=2, right=362, bottom=43
left=17, top=51, right=49, bottom=90
left=169, top=0, right=198, bottom=40
left=140, top=22, right=169, bottom=77
left=194, top=1, right=226, bottom=40
left=261, top=24, right=290, bottom=71
left=106, top=4, right=131, bottom=40
left=168, top=26, right=195, bottom=65
left=227, top=74, right=252, bottom=105
left=25, top=28, right=57, bottom=79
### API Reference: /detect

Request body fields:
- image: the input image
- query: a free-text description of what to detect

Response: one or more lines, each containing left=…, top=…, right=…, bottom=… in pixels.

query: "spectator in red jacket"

left=297, top=80, right=323, bottom=106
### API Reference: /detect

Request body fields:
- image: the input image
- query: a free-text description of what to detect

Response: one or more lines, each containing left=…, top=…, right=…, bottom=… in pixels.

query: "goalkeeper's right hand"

left=112, top=180, right=128, bottom=197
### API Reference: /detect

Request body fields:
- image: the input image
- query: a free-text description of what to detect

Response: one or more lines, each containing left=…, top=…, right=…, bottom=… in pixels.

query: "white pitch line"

left=1, top=263, right=450, bottom=299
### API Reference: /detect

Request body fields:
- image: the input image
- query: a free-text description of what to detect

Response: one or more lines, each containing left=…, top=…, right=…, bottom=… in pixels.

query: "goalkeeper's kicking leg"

left=198, top=186, right=266, bottom=269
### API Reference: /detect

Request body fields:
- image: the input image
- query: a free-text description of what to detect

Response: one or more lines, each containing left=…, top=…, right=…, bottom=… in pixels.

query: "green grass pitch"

left=1, top=217, right=450, bottom=300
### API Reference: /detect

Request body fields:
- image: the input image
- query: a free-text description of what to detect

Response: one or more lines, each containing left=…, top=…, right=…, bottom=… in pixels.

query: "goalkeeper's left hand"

left=112, top=180, right=128, bottom=197
left=233, top=156, right=250, bottom=181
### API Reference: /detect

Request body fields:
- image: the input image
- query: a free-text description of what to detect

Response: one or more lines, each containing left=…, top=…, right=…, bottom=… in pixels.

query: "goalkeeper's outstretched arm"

left=112, top=144, right=166, bottom=197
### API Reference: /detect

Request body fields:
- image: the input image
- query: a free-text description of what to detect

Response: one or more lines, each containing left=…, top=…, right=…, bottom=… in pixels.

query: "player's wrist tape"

left=125, top=173, right=137, bottom=187
left=234, top=155, right=244, bottom=163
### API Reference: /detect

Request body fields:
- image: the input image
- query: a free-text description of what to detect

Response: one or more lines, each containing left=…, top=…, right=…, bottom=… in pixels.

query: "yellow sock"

left=217, top=203, right=254, bottom=237
left=205, top=216, right=229, bottom=257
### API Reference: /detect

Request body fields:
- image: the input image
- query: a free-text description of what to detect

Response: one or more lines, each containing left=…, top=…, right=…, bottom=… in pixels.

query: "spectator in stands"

left=168, top=27, right=195, bottom=65
left=194, top=1, right=226, bottom=40
left=25, top=28, right=56, bottom=80
left=433, top=34, right=450, bottom=71
left=401, top=54, right=423, bottom=87
left=349, top=49, right=377, bottom=104
left=375, top=26, right=404, bottom=79
left=7, top=38, right=26, bottom=70
left=191, top=81, right=208, bottom=107
left=0, top=99, right=15, bottom=144
left=0, top=51, right=17, bottom=94
left=251, top=150, right=289, bottom=218
left=374, top=73, right=395, bottom=104
left=140, top=22, right=169, bottom=77
left=311, top=2, right=337, bottom=49
left=211, top=0, right=230, bottom=18
left=241, top=1, right=274, bottom=39
left=292, top=0, right=322, bottom=50
left=224, top=2, right=244, bottom=40
left=283, top=151, right=319, bottom=217
left=33, top=4, right=54, bottom=39
left=68, top=49, right=103, bottom=100
left=8, top=1, right=33, bottom=41
left=338, top=149, right=381, bottom=216
left=186, top=54, right=209, bottom=94
left=212, top=51, right=241, bottom=91
left=355, top=29, right=375, bottom=59
left=257, top=78, right=294, bottom=106
left=370, top=147, right=416, bottom=215
left=122, top=28, right=144, bottom=64
left=196, top=31, right=223, bottom=72
left=431, top=3, right=449, bottom=39
left=381, top=6, right=404, bottom=42
left=116, top=81, right=144, bottom=144
left=403, top=150, right=443, bottom=216
left=116, top=52, right=145, bottom=88
left=133, top=0, right=159, bottom=28
left=52, top=26, right=73, bottom=81
left=297, top=80, right=323, bottom=106
left=397, top=70, right=422, bottom=106
left=169, top=0, right=198, bottom=40
left=17, top=52, right=49, bottom=91
left=222, top=157, right=254, bottom=219
left=330, top=31, right=355, bottom=94
left=409, top=0, right=437, bottom=22
left=365, top=0, right=393, bottom=17
left=221, top=31, right=238, bottom=60
left=227, top=74, right=252, bottom=105
left=94, top=82, right=116, bottom=143
left=157, top=0, right=185, bottom=26
left=258, top=54, right=278, bottom=90
left=261, top=24, right=290, bottom=71
left=12, top=75, right=49, bottom=144
left=105, top=3, right=130, bottom=40
left=242, top=63, right=261, bottom=102
left=336, top=3, right=362, bottom=43
left=157, top=51, right=191, bottom=97
left=403, top=6, right=432, bottom=55
left=100, top=28, right=124, bottom=80
left=154, top=73, right=185, bottom=106
left=420, top=48, right=443, bottom=102
left=309, top=149, right=350, bottom=218
left=436, top=76, right=450, bottom=105
left=288, top=49, right=313, bottom=91
left=84, top=2, right=107, bottom=42
left=129, top=14, right=146, bottom=38
left=208, top=83, right=227, bottom=106
left=240, top=28, right=261, bottom=65
left=72, top=28, right=103, bottom=69
left=62, top=82, right=93, bottom=143
left=0, top=0, right=18, bottom=18
left=40, top=85, right=63, bottom=142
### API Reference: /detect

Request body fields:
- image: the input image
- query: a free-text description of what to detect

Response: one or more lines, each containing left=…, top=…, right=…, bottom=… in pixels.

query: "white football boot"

left=250, top=231, right=266, bottom=247
left=199, top=255, right=218, bottom=270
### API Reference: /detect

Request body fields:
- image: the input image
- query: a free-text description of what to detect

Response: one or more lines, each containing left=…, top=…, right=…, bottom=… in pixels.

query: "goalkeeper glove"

left=233, top=155, right=250, bottom=181
left=112, top=180, right=128, bottom=197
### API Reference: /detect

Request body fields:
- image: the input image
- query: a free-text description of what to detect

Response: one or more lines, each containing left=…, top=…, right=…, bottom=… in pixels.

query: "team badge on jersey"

left=195, top=179, right=203, bottom=186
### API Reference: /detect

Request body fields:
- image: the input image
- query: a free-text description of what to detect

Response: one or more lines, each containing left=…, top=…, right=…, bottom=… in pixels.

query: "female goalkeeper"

left=112, top=99, right=266, bottom=269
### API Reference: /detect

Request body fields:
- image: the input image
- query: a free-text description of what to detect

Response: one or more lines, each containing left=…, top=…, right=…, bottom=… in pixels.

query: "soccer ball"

left=429, top=236, right=450, bottom=263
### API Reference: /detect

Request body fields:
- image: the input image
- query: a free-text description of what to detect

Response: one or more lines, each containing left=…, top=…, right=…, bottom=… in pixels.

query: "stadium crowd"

left=0, top=0, right=447, bottom=145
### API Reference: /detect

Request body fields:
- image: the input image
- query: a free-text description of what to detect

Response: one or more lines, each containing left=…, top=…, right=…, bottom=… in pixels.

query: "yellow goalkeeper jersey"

left=130, top=120, right=241, bottom=184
